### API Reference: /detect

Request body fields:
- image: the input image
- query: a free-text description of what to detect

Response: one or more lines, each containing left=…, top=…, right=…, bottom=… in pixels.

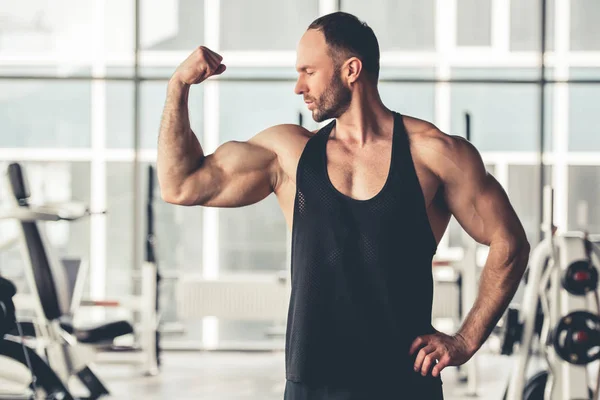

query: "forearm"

left=157, top=79, right=204, bottom=199
left=457, top=237, right=530, bottom=354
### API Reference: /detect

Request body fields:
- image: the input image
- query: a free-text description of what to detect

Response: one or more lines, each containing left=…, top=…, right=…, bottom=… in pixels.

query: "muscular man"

left=158, top=11, right=530, bottom=400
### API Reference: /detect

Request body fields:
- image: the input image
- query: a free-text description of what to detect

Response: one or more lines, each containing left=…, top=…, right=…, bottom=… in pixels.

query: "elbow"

left=161, top=190, right=183, bottom=205
left=493, top=234, right=531, bottom=271
left=160, top=189, right=203, bottom=206
left=519, top=236, right=531, bottom=260
left=513, top=236, right=531, bottom=274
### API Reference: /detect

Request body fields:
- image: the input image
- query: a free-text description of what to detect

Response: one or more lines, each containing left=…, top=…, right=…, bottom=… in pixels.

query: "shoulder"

left=401, top=115, right=484, bottom=182
left=249, top=124, right=318, bottom=188
left=249, top=124, right=314, bottom=154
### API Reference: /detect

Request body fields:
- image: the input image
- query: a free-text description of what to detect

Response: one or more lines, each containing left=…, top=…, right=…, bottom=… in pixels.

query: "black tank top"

left=285, top=111, right=440, bottom=390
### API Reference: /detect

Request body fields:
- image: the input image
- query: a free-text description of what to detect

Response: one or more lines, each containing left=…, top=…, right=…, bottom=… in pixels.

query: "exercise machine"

left=0, top=275, right=79, bottom=399
left=501, top=188, right=600, bottom=400
left=0, top=162, right=137, bottom=398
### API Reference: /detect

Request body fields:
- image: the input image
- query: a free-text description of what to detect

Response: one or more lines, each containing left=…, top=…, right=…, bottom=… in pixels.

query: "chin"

left=312, top=110, right=331, bottom=123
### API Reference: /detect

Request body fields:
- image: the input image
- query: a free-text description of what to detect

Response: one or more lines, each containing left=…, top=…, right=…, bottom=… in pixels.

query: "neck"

left=333, top=85, right=393, bottom=146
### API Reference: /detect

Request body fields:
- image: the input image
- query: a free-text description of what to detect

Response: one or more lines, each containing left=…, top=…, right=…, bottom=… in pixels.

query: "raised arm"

left=157, top=46, right=282, bottom=207
left=410, top=132, right=530, bottom=377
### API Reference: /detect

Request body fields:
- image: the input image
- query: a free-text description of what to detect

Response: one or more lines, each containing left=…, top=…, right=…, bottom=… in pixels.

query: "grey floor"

left=92, top=352, right=515, bottom=400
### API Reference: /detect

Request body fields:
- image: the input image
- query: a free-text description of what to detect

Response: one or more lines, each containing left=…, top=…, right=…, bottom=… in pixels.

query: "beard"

left=310, top=69, right=352, bottom=122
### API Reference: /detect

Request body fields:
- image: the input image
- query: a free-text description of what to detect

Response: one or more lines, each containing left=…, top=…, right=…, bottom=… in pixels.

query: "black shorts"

left=283, top=379, right=444, bottom=400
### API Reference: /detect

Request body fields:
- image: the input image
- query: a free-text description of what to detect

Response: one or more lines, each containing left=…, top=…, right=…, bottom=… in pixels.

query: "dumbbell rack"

left=506, top=190, right=600, bottom=400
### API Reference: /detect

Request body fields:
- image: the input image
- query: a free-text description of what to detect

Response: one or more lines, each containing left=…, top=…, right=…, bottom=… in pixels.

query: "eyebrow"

left=296, top=65, right=314, bottom=72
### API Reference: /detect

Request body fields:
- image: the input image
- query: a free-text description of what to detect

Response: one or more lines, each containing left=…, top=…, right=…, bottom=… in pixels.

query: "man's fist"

left=172, top=46, right=226, bottom=85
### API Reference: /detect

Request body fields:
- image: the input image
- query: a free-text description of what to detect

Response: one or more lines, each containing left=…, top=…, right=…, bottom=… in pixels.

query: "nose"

left=294, top=78, right=305, bottom=96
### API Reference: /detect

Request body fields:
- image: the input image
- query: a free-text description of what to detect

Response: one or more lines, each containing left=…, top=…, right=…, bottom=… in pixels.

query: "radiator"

left=176, top=274, right=291, bottom=320
left=176, top=271, right=461, bottom=321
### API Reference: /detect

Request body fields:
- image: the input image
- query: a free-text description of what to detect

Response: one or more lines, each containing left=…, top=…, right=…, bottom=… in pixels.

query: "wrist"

left=168, top=74, right=191, bottom=91
left=455, top=332, right=479, bottom=356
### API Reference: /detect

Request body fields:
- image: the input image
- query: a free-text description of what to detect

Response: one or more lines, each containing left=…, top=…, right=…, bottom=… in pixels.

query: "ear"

left=344, top=57, right=363, bottom=84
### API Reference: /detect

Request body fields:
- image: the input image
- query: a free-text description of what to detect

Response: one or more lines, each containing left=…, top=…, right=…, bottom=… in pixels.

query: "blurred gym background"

left=0, top=1, right=599, bottom=399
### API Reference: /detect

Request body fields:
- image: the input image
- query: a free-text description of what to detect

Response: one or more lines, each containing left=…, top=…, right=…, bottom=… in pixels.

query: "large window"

left=0, top=81, right=91, bottom=148
left=2, top=0, right=600, bottom=349
left=450, top=83, right=540, bottom=152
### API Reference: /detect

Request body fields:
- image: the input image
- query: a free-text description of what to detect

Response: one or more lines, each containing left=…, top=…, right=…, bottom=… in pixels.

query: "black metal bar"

left=465, top=112, right=471, bottom=142
left=146, top=165, right=155, bottom=264
left=538, top=0, right=548, bottom=244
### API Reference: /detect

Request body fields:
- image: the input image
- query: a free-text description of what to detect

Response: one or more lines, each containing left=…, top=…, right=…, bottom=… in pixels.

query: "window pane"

left=106, top=162, right=206, bottom=344
left=510, top=0, right=554, bottom=51
left=0, top=81, right=91, bottom=148
left=220, top=0, right=319, bottom=51
left=214, top=81, right=301, bottom=346
left=570, top=68, right=600, bottom=80
left=570, top=0, right=600, bottom=51
left=568, top=167, right=600, bottom=233
left=149, top=163, right=204, bottom=273
left=219, top=81, right=315, bottom=141
left=107, top=81, right=134, bottom=148
left=342, top=0, right=436, bottom=51
left=105, top=0, right=135, bottom=59
left=457, top=0, right=492, bottom=47
left=218, top=195, right=287, bottom=274
left=0, top=1, right=94, bottom=54
left=138, top=81, right=204, bottom=149
left=141, top=0, right=204, bottom=51
left=379, top=83, right=435, bottom=122
left=508, top=165, right=552, bottom=246
left=218, top=82, right=297, bottom=274
left=450, top=84, right=540, bottom=151
left=569, top=84, right=600, bottom=151
left=106, top=162, right=135, bottom=296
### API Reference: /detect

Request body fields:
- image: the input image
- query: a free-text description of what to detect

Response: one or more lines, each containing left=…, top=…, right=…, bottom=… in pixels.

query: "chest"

left=325, top=138, right=392, bottom=201
left=324, top=138, right=438, bottom=206
left=275, top=135, right=441, bottom=231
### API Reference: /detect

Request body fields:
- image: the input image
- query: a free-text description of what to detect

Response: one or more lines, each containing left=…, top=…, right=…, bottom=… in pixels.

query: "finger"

left=213, top=64, right=227, bottom=75
left=409, top=336, right=428, bottom=355
left=413, top=345, right=435, bottom=372
left=421, top=350, right=442, bottom=376
left=209, top=49, right=223, bottom=63
left=202, top=50, right=220, bottom=72
left=431, top=354, right=451, bottom=378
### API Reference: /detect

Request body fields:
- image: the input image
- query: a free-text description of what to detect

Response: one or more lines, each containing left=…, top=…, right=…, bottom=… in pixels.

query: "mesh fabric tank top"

left=285, top=111, right=440, bottom=390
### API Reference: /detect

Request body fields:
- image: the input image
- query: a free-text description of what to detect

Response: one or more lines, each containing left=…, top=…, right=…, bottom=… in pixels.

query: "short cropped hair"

left=308, top=12, right=380, bottom=82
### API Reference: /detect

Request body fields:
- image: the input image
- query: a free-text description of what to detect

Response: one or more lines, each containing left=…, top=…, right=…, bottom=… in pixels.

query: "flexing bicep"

left=440, top=138, right=525, bottom=247
left=175, top=131, right=280, bottom=207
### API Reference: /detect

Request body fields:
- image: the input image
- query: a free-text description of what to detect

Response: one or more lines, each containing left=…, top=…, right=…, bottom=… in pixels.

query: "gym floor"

left=93, top=352, right=515, bottom=400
